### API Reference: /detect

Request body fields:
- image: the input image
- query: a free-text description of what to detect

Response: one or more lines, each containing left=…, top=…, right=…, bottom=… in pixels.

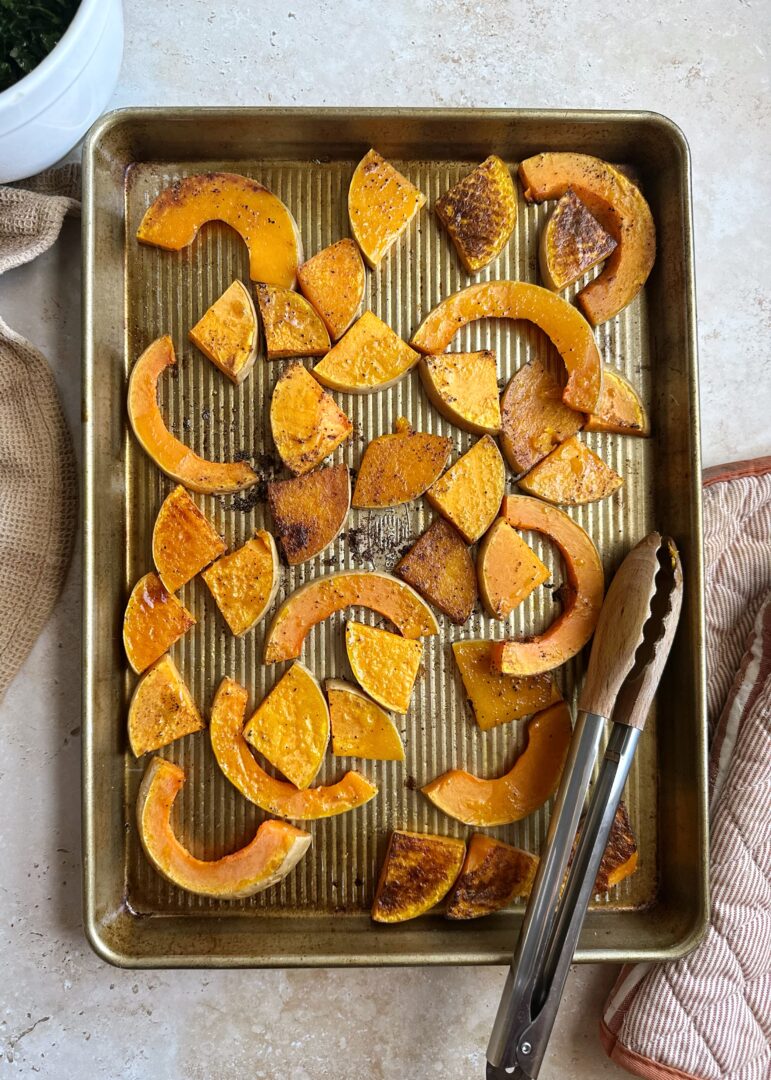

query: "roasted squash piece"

left=419, top=351, right=501, bottom=435
left=270, top=361, right=352, bottom=475
left=371, top=830, right=465, bottom=923
left=422, top=701, right=572, bottom=826
left=243, top=662, right=329, bottom=790
left=267, top=463, right=350, bottom=565
left=348, top=149, right=426, bottom=268
left=346, top=621, right=422, bottom=714
left=152, top=485, right=226, bottom=593
left=326, top=679, right=405, bottom=761
left=435, top=155, right=517, bottom=273
left=188, top=280, right=259, bottom=384
left=500, top=356, right=585, bottom=476
left=490, top=496, right=604, bottom=676
left=518, top=436, right=623, bottom=506
left=128, top=654, right=205, bottom=757
left=136, top=171, right=303, bottom=288
left=210, top=678, right=377, bottom=820
left=255, top=283, right=330, bottom=359
left=519, top=153, right=656, bottom=325
left=396, top=517, right=477, bottom=625
left=313, top=311, right=419, bottom=393
left=352, top=417, right=451, bottom=508
left=426, top=435, right=505, bottom=544
left=477, top=518, right=550, bottom=619
left=411, top=281, right=602, bottom=413
left=123, top=572, right=195, bottom=674
left=594, top=802, right=639, bottom=892
left=201, top=530, right=279, bottom=636
left=264, top=570, right=439, bottom=663
left=297, top=238, right=366, bottom=341
left=539, top=188, right=617, bottom=292
left=445, top=835, right=538, bottom=919
left=128, top=336, right=258, bottom=494
left=452, top=640, right=561, bottom=732
left=137, top=756, right=311, bottom=899
left=584, top=368, right=650, bottom=436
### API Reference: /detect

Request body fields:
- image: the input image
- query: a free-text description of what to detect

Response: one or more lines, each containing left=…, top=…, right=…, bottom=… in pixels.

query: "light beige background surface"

left=1, top=1, right=769, bottom=1077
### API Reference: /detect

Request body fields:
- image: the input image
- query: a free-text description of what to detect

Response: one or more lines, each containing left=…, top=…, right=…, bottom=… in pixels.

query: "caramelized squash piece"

left=452, top=640, right=561, bottom=732
left=584, top=368, right=650, bottom=436
left=539, top=188, right=617, bottom=292
left=396, top=517, right=477, bottom=625
left=136, top=171, right=302, bottom=288
left=264, top=570, right=439, bottom=663
left=419, top=351, right=501, bottom=435
left=411, top=281, right=602, bottom=413
left=210, top=678, right=377, bottom=820
left=435, top=155, right=517, bottom=273
left=128, top=336, right=258, bottom=494
left=346, top=621, right=422, bottom=714
left=297, top=238, right=366, bottom=341
left=518, top=436, right=623, bottom=506
left=352, top=417, right=451, bottom=508
left=243, top=662, right=329, bottom=790
left=500, top=356, right=585, bottom=476
left=371, top=830, right=465, bottom=923
left=256, top=283, right=330, bottom=359
left=594, top=802, right=639, bottom=892
left=477, top=519, right=550, bottom=619
left=128, top=654, right=205, bottom=757
left=313, top=311, right=419, bottom=393
left=267, top=463, right=350, bottom=565
left=270, top=361, right=352, bottom=475
left=349, top=149, right=426, bottom=268
left=326, top=679, right=405, bottom=761
left=152, top=485, right=226, bottom=593
left=426, top=435, right=505, bottom=543
left=201, top=530, right=279, bottom=636
left=445, top=835, right=538, bottom=919
left=188, top=280, right=258, bottom=384
left=137, top=756, right=311, bottom=899
left=519, top=153, right=656, bottom=325
left=123, top=572, right=195, bottom=674
left=490, top=496, right=604, bottom=675
left=422, top=701, right=572, bottom=826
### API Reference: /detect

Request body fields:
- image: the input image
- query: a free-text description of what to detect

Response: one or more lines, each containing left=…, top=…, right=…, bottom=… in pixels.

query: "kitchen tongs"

left=486, top=532, right=684, bottom=1079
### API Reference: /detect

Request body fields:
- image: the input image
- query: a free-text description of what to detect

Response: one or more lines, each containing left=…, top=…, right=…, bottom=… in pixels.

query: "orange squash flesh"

left=519, top=152, right=656, bottom=325
left=435, top=155, right=517, bottom=273
left=349, top=149, right=426, bottom=268
left=452, top=640, right=561, bottom=732
left=411, top=281, right=602, bottom=413
left=422, top=701, right=572, bottom=826
left=255, top=283, right=330, bottom=359
left=270, top=361, right=353, bottom=475
left=188, top=280, right=258, bottom=384
left=264, top=571, right=439, bottom=663
left=123, top=572, right=196, bottom=674
left=518, top=436, right=623, bottom=506
left=584, top=368, right=650, bottom=436
left=210, top=678, right=378, bottom=820
left=313, top=311, right=419, bottom=393
left=500, top=356, right=585, bottom=476
left=477, top=519, right=550, bottom=620
left=297, top=238, right=366, bottom=341
left=426, top=435, right=506, bottom=544
left=136, top=172, right=302, bottom=288
left=137, top=756, right=311, bottom=899
left=128, top=336, right=258, bottom=494
left=490, top=495, right=604, bottom=676
left=152, top=485, right=226, bottom=593
left=592, top=802, right=639, bottom=892
left=326, top=679, right=405, bottom=761
left=352, top=418, right=451, bottom=509
left=128, top=654, right=205, bottom=757
left=371, top=830, right=466, bottom=923
left=539, top=188, right=617, bottom=292
left=201, top=530, right=279, bottom=636
left=419, top=351, right=501, bottom=435
left=346, top=621, right=422, bottom=714
left=445, top=835, right=538, bottom=919
left=267, top=463, right=351, bottom=565
left=396, top=517, right=477, bottom=626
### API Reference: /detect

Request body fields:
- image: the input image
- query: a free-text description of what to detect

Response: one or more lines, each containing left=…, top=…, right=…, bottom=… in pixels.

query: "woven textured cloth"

left=601, top=458, right=771, bottom=1080
left=0, top=167, right=79, bottom=703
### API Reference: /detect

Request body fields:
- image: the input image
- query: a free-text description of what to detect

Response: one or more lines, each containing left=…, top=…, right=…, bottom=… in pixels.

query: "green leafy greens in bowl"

left=0, top=0, right=81, bottom=93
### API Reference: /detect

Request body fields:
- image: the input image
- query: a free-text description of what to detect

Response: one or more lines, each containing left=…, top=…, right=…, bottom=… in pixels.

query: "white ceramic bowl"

left=0, top=0, right=124, bottom=183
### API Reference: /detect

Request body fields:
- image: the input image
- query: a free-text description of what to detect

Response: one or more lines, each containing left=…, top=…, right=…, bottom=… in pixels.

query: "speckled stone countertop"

left=1, top=1, right=769, bottom=1076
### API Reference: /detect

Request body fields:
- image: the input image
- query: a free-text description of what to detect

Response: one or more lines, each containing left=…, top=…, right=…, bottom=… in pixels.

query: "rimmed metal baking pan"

left=82, top=107, right=707, bottom=967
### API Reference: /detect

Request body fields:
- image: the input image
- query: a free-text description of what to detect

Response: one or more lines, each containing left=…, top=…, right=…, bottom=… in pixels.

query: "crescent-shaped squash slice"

left=410, top=281, right=602, bottom=413
left=256, top=283, right=330, bottom=359
left=297, top=238, right=365, bottom=341
left=352, top=418, right=452, bottom=509
left=128, top=654, right=205, bottom=757
left=313, top=311, right=419, bottom=393
left=123, top=572, right=195, bottom=674
left=500, top=356, right=585, bottom=476
left=584, top=368, right=650, bottom=436
left=210, top=678, right=378, bottom=820
left=490, top=496, right=604, bottom=676
left=267, top=463, right=351, bottom=565
left=349, top=149, right=426, bottom=268
left=422, top=701, right=572, bottom=826
left=435, top=155, right=517, bottom=273
left=445, top=835, right=538, bottom=919
left=345, top=621, right=422, bottom=714
left=517, top=436, right=623, bottom=506
left=270, top=361, right=353, bottom=475
left=452, top=640, right=561, bottom=732
left=371, top=830, right=466, bottom=923
left=128, top=336, right=258, bottom=494
left=188, top=280, right=259, bottom=384
left=137, top=756, right=311, bottom=899
left=201, top=530, right=279, bottom=637
left=264, top=571, right=439, bottom=663
left=426, top=435, right=505, bottom=544
left=518, top=153, right=656, bottom=325
left=136, top=172, right=303, bottom=288
left=326, top=679, right=405, bottom=761
left=152, top=485, right=226, bottom=593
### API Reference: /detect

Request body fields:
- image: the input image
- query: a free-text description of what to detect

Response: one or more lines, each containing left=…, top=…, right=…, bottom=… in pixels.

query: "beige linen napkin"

left=0, top=166, right=79, bottom=702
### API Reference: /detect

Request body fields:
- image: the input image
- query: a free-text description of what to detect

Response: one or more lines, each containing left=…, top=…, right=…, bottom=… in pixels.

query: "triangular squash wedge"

left=584, top=368, right=650, bottom=436
left=270, top=361, right=352, bottom=475
left=477, top=518, right=549, bottom=619
left=346, top=621, right=422, bottom=714
left=188, top=280, right=259, bottom=384
left=201, top=530, right=279, bottom=636
left=452, top=640, right=560, bottom=732
left=326, top=679, right=405, bottom=761
left=426, top=435, right=505, bottom=544
left=419, top=350, right=501, bottom=435
left=152, top=484, right=226, bottom=593
left=500, top=356, right=585, bottom=476
left=313, top=311, right=419, bottom=393
left=396, top=517, right=477, bottom=625
left=517, top=436, right=623, bottom=506
left=128, top=654, right=205, bottom=757
left=123, top=571, right=195, bottom=674
left=256, top=283, right=330, bottom=359
left=348, top=149, right=426, bottom=268
left=371, top=830, right=466, bottom=923
left=435, top=155, right=517, bottom=273
left=445, top=835, right=538, bottom=919
left=352, top=418, right=451, bottom=508
left=539, top=188, right=617, bottom=291
left=267, top=463, right=350, bottom=565
left=297, top=238, right=365, bottom=340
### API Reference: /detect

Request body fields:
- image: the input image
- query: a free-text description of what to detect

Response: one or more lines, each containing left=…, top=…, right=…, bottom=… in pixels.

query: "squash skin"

left=188, top=280, right=259, bottom=384
left=201, top=530, right=280, bottom=636
left=490, top=495, right=604, bottom=676
left=136, top=171, right=303, bottom=288
left=270, top=361, right=353, bottom=475
left=267, top=463, right=351, bottom=565
left=123, top=571, right=195, bottom=674
left=128, top=336, right=258, bottom=494
left=519, top=152, right=656, bottom=325
left=584, top=368, right=650, bottom=436
left=128, top=654, right=205, bottom=757
left=255, top=283, right=330, bottom=359
left=297, top=238, right=365, bottom=341
left=435, top=155, right=517, bottom=273
left=419, top=350, right=501, bottom=435
left=595, top=802, right=639, bottom=891
left=352, top=418, right=451, bottom=508
left=539, top=188, right=617, bottom=292
left=411, top=281, right=602, bottom=413
left=452, top=640, right=560, bottom=732
left=477, top=518, right=550, bottom=619
left=210, top=678, right=377, bottom=820
left=445, top=835, right=538, bottom=919
left=426, top=435, right=505, bottom=544
left=500, top=356, right=585, bottom=476
left=371, top=830, right=465, bottom=923
left=349, top=149, right=426, bottom=268
left=326, top=679, right=405, bottom=761
left=346, top=621, right=422, bottom=714
left=152, top=485, right=226, bottom=593
left=396, top=517, right=477, bottom=626
left=264, top=570, right=439, bottom=663
left=313, top=311, right=419, bottom=393
left=518, top=435, right=623, bottom=506
left=137, top=756, right=311, bottom=899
